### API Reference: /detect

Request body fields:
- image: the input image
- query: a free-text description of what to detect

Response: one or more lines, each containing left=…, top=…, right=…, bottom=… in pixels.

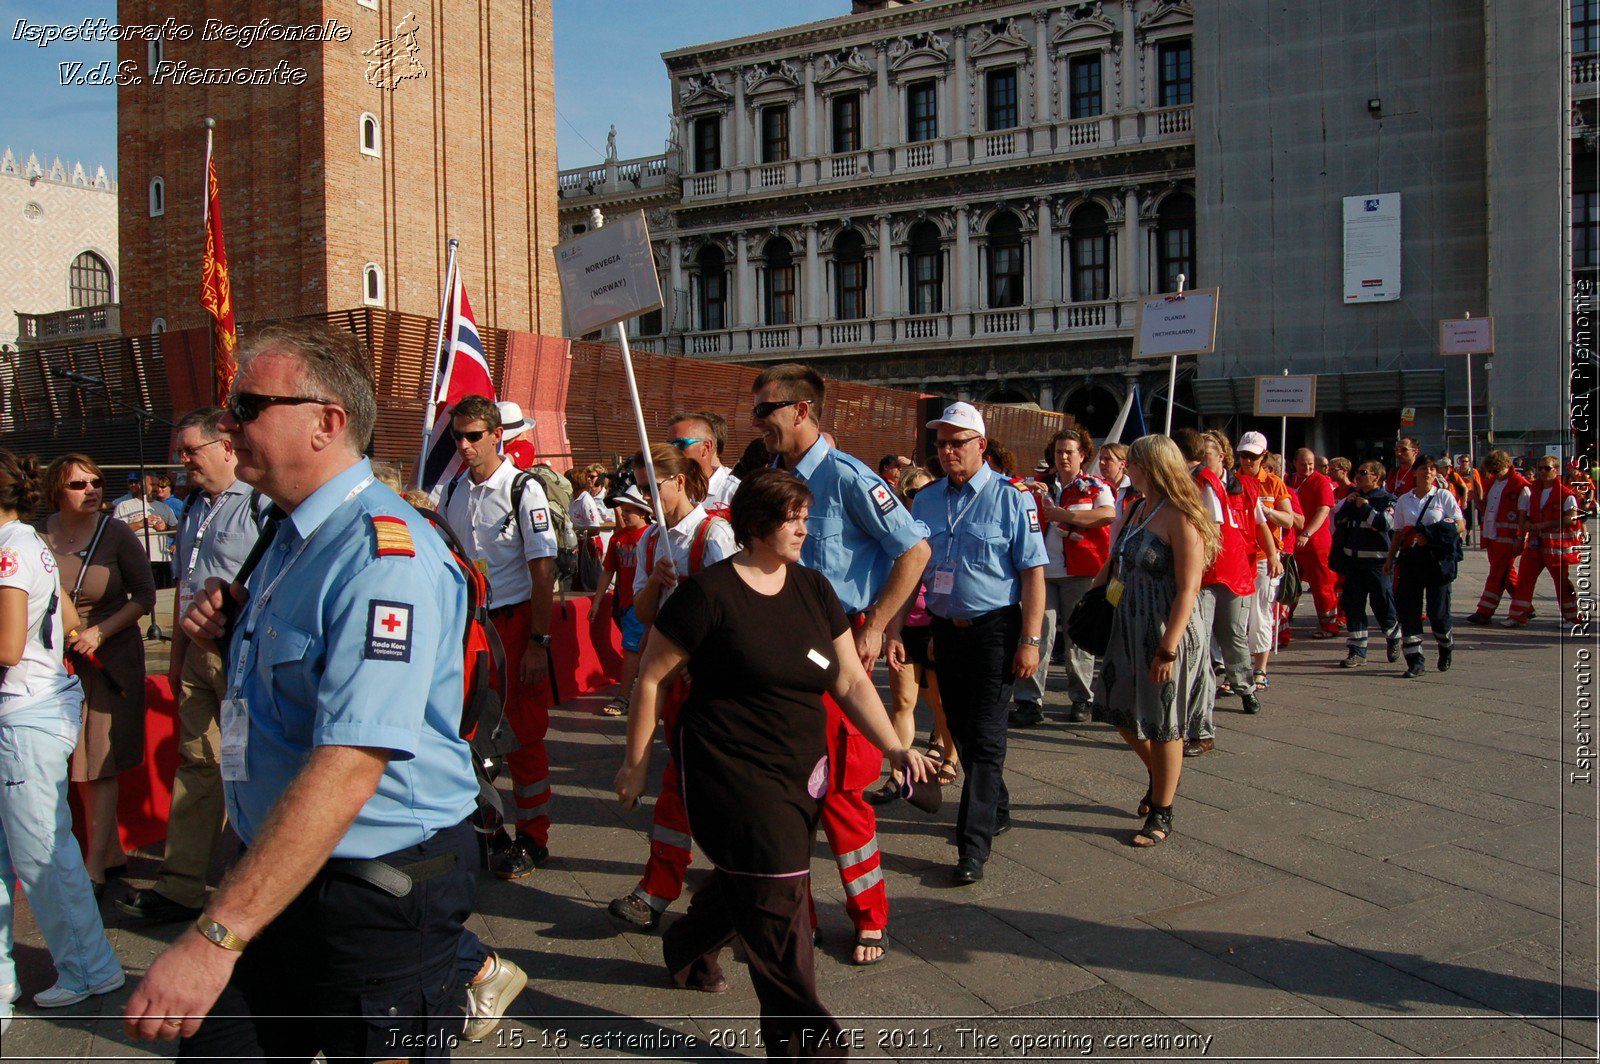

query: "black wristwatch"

left=533, top=634, right=552, bottom=648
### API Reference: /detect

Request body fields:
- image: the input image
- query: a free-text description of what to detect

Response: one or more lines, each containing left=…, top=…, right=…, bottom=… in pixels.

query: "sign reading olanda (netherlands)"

left=554, top=211, right=664, bottom=336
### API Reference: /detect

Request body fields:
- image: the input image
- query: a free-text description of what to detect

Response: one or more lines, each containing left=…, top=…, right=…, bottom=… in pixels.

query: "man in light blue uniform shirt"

left=911, top=402, right=1046, bottom=885
left=752, top=363, right=929, bottom=965
left=125, top=324, right=488, bottom=1055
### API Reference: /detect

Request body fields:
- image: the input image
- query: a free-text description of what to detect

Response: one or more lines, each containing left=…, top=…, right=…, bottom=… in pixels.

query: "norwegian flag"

left=418, top=270, right=495, bottom=494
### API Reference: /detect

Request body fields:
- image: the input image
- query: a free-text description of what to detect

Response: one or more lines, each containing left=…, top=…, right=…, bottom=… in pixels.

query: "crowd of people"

left=0, top=324, right=1586, bottom=1055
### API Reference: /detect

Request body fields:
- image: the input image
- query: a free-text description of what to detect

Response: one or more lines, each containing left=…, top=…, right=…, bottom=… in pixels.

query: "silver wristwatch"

left=1020, top=636, right=1043, bottom=648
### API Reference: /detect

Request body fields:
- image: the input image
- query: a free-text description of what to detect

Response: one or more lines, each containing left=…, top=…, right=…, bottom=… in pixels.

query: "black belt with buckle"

left=324, top=853, right=458, bottom=898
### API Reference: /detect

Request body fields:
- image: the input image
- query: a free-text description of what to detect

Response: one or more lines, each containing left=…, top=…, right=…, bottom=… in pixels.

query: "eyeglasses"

left=637, top=478, right=678, bottom=497
left=1356, top=469, right=1380, bottom=478
left=668, top=436, right=707, bottom=449
left=65, top=478, right=103, bottom=491
left=752, top=399, right=801, bottom=420
left=450, top=428, right=492, bottom=442
left=1538, top=464, right=1560, bottom=472
left=934, top=435, right=981, bottom=451
left=176, top=438, right=224, bottom=461
left=227, top=392, right=334, bottom=423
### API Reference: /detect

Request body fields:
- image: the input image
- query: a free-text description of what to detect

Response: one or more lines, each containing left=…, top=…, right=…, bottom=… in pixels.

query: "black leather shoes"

left=115, top=888, right=203, bottom=924
left=1403, top=660, right=1425, bottom=678
left=992, top=814, right=1012, bottom=837
left=952, top=858, right=984, bottom=885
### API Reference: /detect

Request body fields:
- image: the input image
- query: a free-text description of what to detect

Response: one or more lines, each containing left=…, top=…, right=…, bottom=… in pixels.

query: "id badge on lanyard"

left=936, top=486, right=982, bottom=598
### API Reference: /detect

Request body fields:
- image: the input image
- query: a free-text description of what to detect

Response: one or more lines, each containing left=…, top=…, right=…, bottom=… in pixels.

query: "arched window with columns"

left=1155, top=192, right=1195, bottom=292
left=908, top=221, right=944, bottom=314
left=695, top=245, right=728, bottom=330
left=833, top=229, right=868, bottom=320
left=986, top=211, right=1025, bottom=308
left=1068, top=202, right=1110, bottom=302
left=762, top=236, right=796, bottom=325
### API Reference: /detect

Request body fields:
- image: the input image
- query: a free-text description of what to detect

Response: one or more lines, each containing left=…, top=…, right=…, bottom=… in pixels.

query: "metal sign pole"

left=591, top=211, right=671, bottom=532
left=1163, top=273, right=1185, bottom=435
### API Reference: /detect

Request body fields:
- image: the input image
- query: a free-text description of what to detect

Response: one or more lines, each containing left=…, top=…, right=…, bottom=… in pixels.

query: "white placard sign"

left=1132, top=288, right=1220, bottom=360
left=1343, top=193, right=1402, bottom=303
left=1254, top=375, right=1318, bottom=418
left=1439, top=317, right=1494, bottom=355
left=554, top=211, right=664, bottom=336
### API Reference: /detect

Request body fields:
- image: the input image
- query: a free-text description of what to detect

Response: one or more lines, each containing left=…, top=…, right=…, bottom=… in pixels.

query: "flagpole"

left=418, top=237, right=460, bottom=488
left=203, top=118, right=216, bottom=398
left=592, top=210, right=670, bottom=531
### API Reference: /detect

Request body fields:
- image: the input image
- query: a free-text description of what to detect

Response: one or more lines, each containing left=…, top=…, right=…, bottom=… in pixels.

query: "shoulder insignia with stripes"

left=370, top=514, right=415, bottom=557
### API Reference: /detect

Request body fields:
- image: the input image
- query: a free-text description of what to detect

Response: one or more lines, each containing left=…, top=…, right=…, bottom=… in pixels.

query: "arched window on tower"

left=363, top=263, right=384, bottom=306
left=69, top=252, right=113, bottom=307
left=149, top=176, right=165, bottom=216
left=986, top=211, right=1024, bottom=308
left=696, top=245, right=727, bottom=331
left=834, top=229, right=868, bottom=320
left=360, top=113, right=381, bottom=157
left=908, top=221, right=943, bottom=315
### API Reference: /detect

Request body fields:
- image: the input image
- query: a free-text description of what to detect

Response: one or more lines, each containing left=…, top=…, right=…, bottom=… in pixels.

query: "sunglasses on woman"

left=227, top=392, right=334, bottom=423
left=66, top=478, right=104, bottom=490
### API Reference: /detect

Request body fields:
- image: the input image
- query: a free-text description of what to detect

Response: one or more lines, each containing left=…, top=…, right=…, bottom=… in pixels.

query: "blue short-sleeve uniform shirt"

left=784, top=438, right=928, bottom=615
left=911, top=463, right=1048, bottom=619
left=225, top=459, right=478, bottom=859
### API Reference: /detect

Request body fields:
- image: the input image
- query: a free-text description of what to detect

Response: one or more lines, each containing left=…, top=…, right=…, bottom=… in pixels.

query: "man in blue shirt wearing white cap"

left=911, top=401, right=1047, bottom=885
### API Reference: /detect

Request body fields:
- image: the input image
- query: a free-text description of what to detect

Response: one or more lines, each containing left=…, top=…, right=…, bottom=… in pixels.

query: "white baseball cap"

left=926, top=401, right=986, bottom=436
left=1236, top=431, right=1270, bottom=457
left=496, top=401, right=532, bottom=435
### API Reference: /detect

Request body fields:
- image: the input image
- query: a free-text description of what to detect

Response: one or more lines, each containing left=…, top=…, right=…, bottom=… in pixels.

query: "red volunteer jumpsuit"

left=1471, top=470, right=1529, bottom=620
left=633, top=519, right=724, bottom=914
left=1508, top=480, right=1584, bottom=626
left=1289, top=471, right=1340, bottom=635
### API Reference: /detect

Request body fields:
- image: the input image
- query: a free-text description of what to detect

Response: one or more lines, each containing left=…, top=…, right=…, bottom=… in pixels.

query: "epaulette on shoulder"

left=370, top=513, right=416, bottom=558
left=1011, top=478, right=1031, bottom=491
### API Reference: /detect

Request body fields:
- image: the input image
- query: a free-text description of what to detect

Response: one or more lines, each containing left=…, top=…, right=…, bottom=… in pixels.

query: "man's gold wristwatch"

left=195, top=915, right=249, bottom=952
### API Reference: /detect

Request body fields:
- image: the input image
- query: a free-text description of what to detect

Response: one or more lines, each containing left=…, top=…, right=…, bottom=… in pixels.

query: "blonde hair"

left=897, top=464, right=934, bottom=498
left=1202, top=430, right=1234, bottom=468
left=1126, top=435, right=1220, bottom=567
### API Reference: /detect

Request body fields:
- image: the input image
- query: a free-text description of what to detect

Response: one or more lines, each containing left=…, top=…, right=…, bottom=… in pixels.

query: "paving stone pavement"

left=4, top=549, right=1596, bottom=1061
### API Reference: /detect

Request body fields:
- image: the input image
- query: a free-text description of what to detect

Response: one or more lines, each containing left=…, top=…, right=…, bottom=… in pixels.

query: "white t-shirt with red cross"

left=0, top=520, right=71, bottom=700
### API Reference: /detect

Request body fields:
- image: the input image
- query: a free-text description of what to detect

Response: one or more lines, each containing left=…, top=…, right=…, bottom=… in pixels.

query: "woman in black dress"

left=615, top=468, right=933, bottom=1059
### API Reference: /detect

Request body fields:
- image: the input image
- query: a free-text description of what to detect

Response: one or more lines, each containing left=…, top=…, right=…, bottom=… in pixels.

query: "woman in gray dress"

left=1091, top=435, right=1220, bottom=847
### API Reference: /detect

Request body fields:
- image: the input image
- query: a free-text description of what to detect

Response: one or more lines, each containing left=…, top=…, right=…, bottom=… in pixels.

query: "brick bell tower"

left=117, top=0, right=563, bottom=339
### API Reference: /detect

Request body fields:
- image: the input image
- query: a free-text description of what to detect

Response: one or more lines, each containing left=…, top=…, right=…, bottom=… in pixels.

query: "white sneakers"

left=463, top=953, right=527, bottom=1043
left=33, top=970, right=126, bottom=1009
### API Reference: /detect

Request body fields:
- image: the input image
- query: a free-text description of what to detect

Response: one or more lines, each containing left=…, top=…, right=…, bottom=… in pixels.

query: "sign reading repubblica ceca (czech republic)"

left=554, top=211, right=664, bottom=336
left=1254, top=375, right=1318, bottom=417
left=1132, top=288, right=1220, bottom=359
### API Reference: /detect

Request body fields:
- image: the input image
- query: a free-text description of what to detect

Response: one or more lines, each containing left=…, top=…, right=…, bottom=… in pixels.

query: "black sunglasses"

left=65, top=477, right=104, bottom=490
left=228, top=393, right=334, bottom=423
left=752, top=399, right=801, bottom=420
left=451, top=428, right=492, bottom=442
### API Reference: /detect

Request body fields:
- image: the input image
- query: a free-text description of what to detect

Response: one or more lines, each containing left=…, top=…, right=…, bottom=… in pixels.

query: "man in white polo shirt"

left=668, top=410, right=740, bottom=512
left=439, top=394, right=559, bottom=878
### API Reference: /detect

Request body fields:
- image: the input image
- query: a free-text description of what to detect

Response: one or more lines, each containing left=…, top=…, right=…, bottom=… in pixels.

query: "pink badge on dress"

left=807, top=754, right=830, bottom=799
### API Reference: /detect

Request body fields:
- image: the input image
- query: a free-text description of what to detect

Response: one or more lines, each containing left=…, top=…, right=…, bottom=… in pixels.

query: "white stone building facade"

left=560, top=0, right=1198, bottom=437
left=0, top=149, right=120, bottom=352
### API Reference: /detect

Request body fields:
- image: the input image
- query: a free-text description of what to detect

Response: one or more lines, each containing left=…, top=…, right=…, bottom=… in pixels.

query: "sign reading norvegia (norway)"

left=554, top=211, right=664, bottom=336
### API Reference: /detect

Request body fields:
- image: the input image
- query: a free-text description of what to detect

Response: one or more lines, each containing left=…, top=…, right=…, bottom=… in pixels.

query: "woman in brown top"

left=39, top=454, right=155, bottom=891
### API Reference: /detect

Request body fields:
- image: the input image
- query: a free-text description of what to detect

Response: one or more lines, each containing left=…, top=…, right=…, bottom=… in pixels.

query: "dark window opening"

left=985, top=67, right=1018, bottom=130
left=1158, top=40, right=1193, bottom=106
left=907, top=80, right=938, bottom=142
left=831, top=92, right=861, bottom=154
left=1069, top=55, right=1102, bottom=119
left=987, top=212, right=1024, bottom=308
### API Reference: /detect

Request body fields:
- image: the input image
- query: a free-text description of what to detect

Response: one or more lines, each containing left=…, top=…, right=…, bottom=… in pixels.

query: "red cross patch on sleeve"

left=370, top=514, right=415, bottom=557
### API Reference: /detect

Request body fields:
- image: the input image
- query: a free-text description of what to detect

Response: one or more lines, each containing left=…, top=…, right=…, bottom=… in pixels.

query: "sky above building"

left=0, top=0, right=847, bottom=178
